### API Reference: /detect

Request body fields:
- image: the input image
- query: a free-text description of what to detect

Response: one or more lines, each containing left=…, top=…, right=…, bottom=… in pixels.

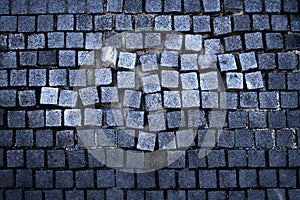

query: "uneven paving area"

left=0, top=0, right=300, bottom=199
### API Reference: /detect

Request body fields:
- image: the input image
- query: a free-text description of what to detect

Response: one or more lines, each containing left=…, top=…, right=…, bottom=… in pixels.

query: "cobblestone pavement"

left=0, top=0, right=300, bottom=199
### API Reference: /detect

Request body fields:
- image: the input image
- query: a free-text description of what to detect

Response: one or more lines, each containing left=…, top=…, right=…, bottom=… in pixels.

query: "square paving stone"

left=9, top=34, right=25, bottom=49
left=269, top=149, right=287, bottom=167
left=66, top=32, right=83, bottom=48
left=155, top=15, right=172, bottom=30
left=178, top=170, right=196, bottom=188
left=224, top=35, right=243, bottom=51
left=213, top=16, right=232, bottom=35
left=0, top=90, right=16, bottom=107
left=228, top=111, right=247, bottom=128
left=245, top=71, right=264, bottom=89
left=40, top=87, right=59, bottom=105
left=255, top=130, right=273, bottom=148
left=115, top=14, right=132, bottom=30
left=188, top=110, right=206, bottom=127
left=276, top=130, right=294, bottom=147
left=46, top=110, right=62, bottom=127
left=37, top=15, right=54, bottom=31
left=59, top=50, right=75, bottom=67
left=218, top=54, right=237, bottom=71
left=199, top=170, right=217, bottom=188
left=106, top=109, right=124, bottom=126
left=145, top=0, right=162, bottom=12
left=224, top=0, right=242, bottom=11
left=249, top=111, right=267, bottom=128
left=279, top=169, right=297, bottom=187
left=248, top=150, right=266, bottom=167
left=284, top=0, right=298, bottom=12
left=76, top=15, right=92, bottom=31
left=271, top=15, right=288, bottom=31
left=10, top=69, right=27, bottom=86
left=174, top=15, right=190, bottom=31
left=26, top=150, right=45, bottom=168
left=49, top=69, right=67, bottom=86
left=278, top=52, right=297, bottom=70
left=167, top=111, right=186, bottom=128
left=228, top=150, right=247, bottom=167
left=266, top=33, right=284, bottom=49
left=193, top=15, right=211, bottom=33
left=124, top=0, right=142, bottom=13
left=118, top=52, right=136, bottom=69
left=8, top=110, right=26, bottom=128
left=200, top=71, right=219, bottom=90
left=268, top=110, right=286, bottom=128
left=259, top=169, right=277, bottom=187
left=165, top=34, right=183, bottom=50
left=20, top=51, right=37, bottom=66
left=287, top=110, right=300, bottom=128
left=35, top=170, right=53, bottom=188
left=287, top=72, right=300, bottom=90
left=182, top=90, right=200, bottom=108
left=56, top=171, right=74, bottom=188
left=145, top=33, right=161, bottom=48
left=239, top=52, right=258, bottom=71
left=291, top=15, right=300, bottom=31
left=48, top=32, right=64, bottom=48
left=142, top=74, right=161, bottom=93
left=176, top=129, right=195, bottom=147
left=59, top=90, right=78, bottom=107
left=126, top=111, right=144, bottom=129
left=79, top=87, right=99, bottom=106
left=117, top=71, right=135, bottom=88
left=145, top=93, right=163, bottom=111
left=281, top=91, right=298, bottom=108
left=0, top=52, right=17, bottom=69
left=15, top=129, right=33, bottom=147
left=202, top=91, right=218, bottom=108
left=265, top=0, right=281, bottom=12
left=28, top=110, right=44, bottom=128
left=139, top=54, right=158, bottom=71
left=245, top=32, right=264, bottom=50
left=64, top=109, right=82, bottom=126
left=27, top=34, right=45, bottom=49
left=0, top=130, right=13, bottom=147
left=259, top=91, right=278, bottom=109
left=161, top=70, right=179, bottom=88
left=252, top=14, right=270, bottom=30
left=204, top=39, right=224, bottom=54
left=18, top=90, right=35, bottom=107
left=57, top=15, right=73, bottom=30
left=168, top=150, right=186, bottom=168
left=94, top=68, right=112, bottom=85
left=36, top=130, right=53, bottom=147
left=164, top=91, right=181, bottom=108
left=117, top=129, right=135, bottom=148
left=203, top=0, right=220, bottom=12
left=161, top=50, right=179, bottom=67
left=185, top=34, right=202, bottom=51
left=181, top=72, right=199, bottom=89
left=15, top=170, right=32, bottom=187
left=107, top=0, right=123, bottom=12
left=101, top=87, right=119, bottom=103
left=226, top=72, right=243, bottom=89
left=233, top=15, right=251, bottom=31
left=85, top=32, right=102, bottom=49
left=239, top=169, right=257, bottom=188
left=258, top=53, right=276, bottom=70
left=219, top=170, right=237, bottom=188
left=137, top=131, right=156, bottom=151
left=158, top=132, right=176, bottom=149
left=220, top=92, right=238, bottom=109
left=7, top=150, right=24, bottom=167
left=198, top=55, right=218, bottom=69
left=217, top=130, right=234, bottom=148
left=125, top=33, right=143, bottom=49
left=164, top=0, right=181, bottom=12
left=148, top=111, right=166, bottom=131
left=18, top=16, right=35, bottom=32
left=95, top=15, right=113, bottom=30
left=135, top=15, right=152, bottom=30
left=123, top=90, right=142, bottom=108
left=181, top=54, right=198, bottom=71
left=38, top=50, right=57, bottom=65
left=47, top=150, right=65, bottom=168
left=244, top=0, right=262, bottom=12
left=268, top=72, right=286, bottom=90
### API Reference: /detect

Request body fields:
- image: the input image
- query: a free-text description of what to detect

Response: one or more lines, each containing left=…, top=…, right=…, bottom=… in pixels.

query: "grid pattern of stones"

left=0, top=0, right=300, bottom=199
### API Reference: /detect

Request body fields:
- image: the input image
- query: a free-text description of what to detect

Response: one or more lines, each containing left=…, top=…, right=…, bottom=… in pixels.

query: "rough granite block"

left=213, top=16, right=232, bottom=35
left=126, top=111, right=144, bottom=129
left=116, top=14, right=132, bottom=30
left=145, top=33, right=161, bottom=47
left=137, top=131, right=156, bottom=151
left=249, top=111, right=267, bottom=128
left=203, top=0, right=221, bottom=12
left=9, top=34, right=25, bottom=50
left=239, top=52, right=258, bottom=71
left=226, top=72, right=243, bottom=89
left=95, top=15, right=113, bottom=30
left=18, top=16, right=35, bottom=32
left=278, top=52, right=297, bottom=70
left=258, top=53, right=276, bottom=70
left=164, top=0, right=181, bottom=12
left=146, top=0, right=162, bottom=12
left=40, top=87, right=59, bottom=105
left=46, top=110, right=62, bottom=127
left=59, top=90, right=78, bottom=107
left=95, top=68, right=112, bottom=85
left=38, top=50, right=57, bottom=65
left=174, top=15, right=190, bottom=31
left=218, top=54, right=237, bottom=71
left=245, top=71, right=264, bottom=89
left=18, top=90, right=36, bottom=107
left=255, top=130, right=273, bottom=148
left=8, top=110, right=26, bottom=128
left=266, top=33, right=284, bottom=49
left=240, top=92, right=258, bottom=108
left=123, top=90, right=141, bottom=108
left=76, top=15, right=93, bottom=31
left=125, top=32, right=143, bottom=49
left=181, top=72, right=199, bottom=89
left=284, top=0, right=298, bottom=13
left=245, top=32, right=264, bottom=50
left=142, top=74, right=161, bottom=93
left=182, top=90, right=200, bottom=108
left=200, top=71, right=219, bottom=90
left=204, top=39, right=224, bottom=54
left=155, top=15, right=172, bottom=31
left=148, top=111, right=166, bottom=131
left=193, top=15, right=211, bottom=33
left=20, top=51, right=37, bottom=66
left=259, top=91, right=278, bottom=109
left=0, top=90, right=16, bottom=107
left=101, top=86, right=119, bottom=103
